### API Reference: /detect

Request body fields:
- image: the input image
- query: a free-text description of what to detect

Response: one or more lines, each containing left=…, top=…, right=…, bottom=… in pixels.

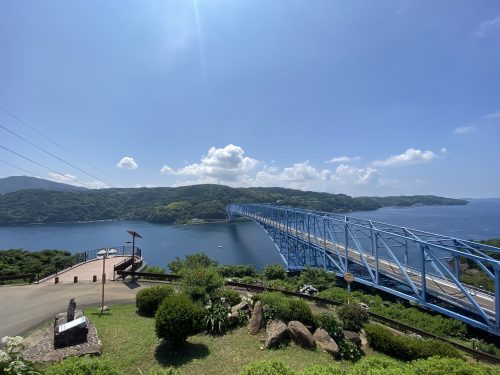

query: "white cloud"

left=325, top=156, right=360, bottom=164
left=453, top=126, right=476, bottom=135
left=372, top=148, right=438, bottom=167
left=160, top=165, right=174, bottom=174
left=117, top=156, right=138, bottom=170
left=166, top=144, right=259, bottom=182
left=474, top=15, right=500, bottom=38
left=483, top=110, right=500, bottom=120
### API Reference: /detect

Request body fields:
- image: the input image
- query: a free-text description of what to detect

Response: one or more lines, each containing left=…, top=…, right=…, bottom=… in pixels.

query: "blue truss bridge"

left=226, top=203, right=500, bottom=336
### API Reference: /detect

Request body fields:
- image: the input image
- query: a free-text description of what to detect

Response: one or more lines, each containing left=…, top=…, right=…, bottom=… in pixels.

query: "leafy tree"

left=168, top=252, right=219, bottom=274
left=180, top=267, right=224, bottom=302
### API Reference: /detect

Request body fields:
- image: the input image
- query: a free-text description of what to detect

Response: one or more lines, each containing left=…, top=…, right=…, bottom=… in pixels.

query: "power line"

left=0, top=144, right=94, bottom=189
left=0, top=105, right=120, bottom=187
left=0, top=122, right=110, bottom=187
left=0, top=159, right=39, bottom=177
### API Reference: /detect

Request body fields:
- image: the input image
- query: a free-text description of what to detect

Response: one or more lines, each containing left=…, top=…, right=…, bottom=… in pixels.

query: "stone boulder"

left=313, top=328, right=339, bottom=355
left=288, top=321, right=316, bottom=349
left=248, top=301, right=264, bottom=335
left=231, top=301, right=249, bottom=315
left=343, top=330, right=361, bottom=346
left=265, top=320, right=289, bottom=348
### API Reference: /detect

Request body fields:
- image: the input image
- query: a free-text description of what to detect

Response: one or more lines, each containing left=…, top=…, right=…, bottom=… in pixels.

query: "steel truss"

left=227, top=203, right=500, bottom=336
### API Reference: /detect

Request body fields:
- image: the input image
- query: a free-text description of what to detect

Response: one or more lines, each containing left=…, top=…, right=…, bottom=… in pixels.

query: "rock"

left=67, top=298, right=76, bottom=322
left=359, top=329, right=368, bottom=347
left=78, top=343, right=102, bottom=356
left=343, top=330, right=361, bottom=346
left=54, top=316, right=88, bottom=348
left=231, top=301, right=249, bottom=315
left=314, top=328, right=339, bottom=355
left=288, top=321, right=316, bottom=349
left=265, top=320, right=289, bottom=348
left=248, top=301, right=264, bottom=335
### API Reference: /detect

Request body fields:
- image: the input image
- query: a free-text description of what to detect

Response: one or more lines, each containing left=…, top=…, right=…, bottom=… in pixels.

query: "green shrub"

left=298, top=267, right=336, bottom=291
left=218, top=264, right=257, bottom=278
left=263, top=264, right=287, bottom=280
left=369, top=302, right=467, bottom=338
left=0, top=335, right=40, bottom=375
left=287, top=299, right=314, bottom=324
left=265, top=279, right=297, bottom=291
left=315, top=312, right=344, bottom=342
left=349, top=356, right=404, bottom=375
left=259, top=292, right=314, bottom=325
left=298, top=365, right=346, bottom=375
left=336, top=340, right=363, bottom=362
left=155, top=294, right=205, bottom=344
left=240, top=360, right=295, bottom=375
left=409, top=356, right=497, bottom=375
left=168, top=252, right=219, bottom=274
left=337, top=304, right=368, bottom=332
left=318, top=287, right=349, bottom=304
left=136, top=285, right=175, bottom=317
left=219, top=287, right=242, bottom=306
left=204, top=301, right=230, bottom=334
left=364, top=324, right=463, bottom=361
left=180, top=266, right=224, bottom=302
left=46, top=356, right=119, bottom=375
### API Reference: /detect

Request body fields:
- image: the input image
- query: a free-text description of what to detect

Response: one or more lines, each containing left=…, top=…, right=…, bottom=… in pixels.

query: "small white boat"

left=218, top=245, right=223, bottom=248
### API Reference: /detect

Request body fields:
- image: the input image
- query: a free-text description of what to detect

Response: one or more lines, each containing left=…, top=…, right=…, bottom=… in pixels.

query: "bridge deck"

left=253, top=214, right=496, bottom=319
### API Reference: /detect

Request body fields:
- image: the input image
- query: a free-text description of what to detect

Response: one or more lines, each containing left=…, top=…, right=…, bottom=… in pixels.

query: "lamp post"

left=97, top=247, right=117, bottom=314
left=126, top=230, right=142, bottom=272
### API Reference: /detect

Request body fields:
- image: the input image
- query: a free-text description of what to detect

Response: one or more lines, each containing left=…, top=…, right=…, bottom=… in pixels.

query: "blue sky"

left=0, top=1, right=499, bottom=197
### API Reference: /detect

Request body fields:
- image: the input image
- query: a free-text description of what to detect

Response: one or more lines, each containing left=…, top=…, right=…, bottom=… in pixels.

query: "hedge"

left=136, top=285, right=175, bottom=317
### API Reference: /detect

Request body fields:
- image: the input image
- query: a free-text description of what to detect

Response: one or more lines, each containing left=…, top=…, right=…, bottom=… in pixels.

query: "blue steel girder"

left=226, top=203, right=500, bottom=336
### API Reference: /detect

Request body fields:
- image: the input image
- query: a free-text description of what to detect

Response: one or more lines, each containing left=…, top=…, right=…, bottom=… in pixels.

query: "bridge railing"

left=227, top=203, right=500, bottom=336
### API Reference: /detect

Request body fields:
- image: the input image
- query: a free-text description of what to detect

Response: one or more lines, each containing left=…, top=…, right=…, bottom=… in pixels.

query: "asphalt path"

left=0, top=280, right=153, bottom=338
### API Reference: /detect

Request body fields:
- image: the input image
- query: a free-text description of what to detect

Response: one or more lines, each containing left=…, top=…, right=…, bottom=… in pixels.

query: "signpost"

left=344, top=272, right=354, bottom=305
left=97, top=247, right=117, bottom=314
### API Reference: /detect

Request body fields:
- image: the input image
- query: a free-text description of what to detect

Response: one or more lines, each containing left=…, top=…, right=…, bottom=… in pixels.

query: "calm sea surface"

left=1, top=199, right=499, bottom=269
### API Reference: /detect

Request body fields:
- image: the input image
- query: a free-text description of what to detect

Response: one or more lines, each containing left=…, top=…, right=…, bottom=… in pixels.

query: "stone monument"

left=53, top=298, right=88, bottom=348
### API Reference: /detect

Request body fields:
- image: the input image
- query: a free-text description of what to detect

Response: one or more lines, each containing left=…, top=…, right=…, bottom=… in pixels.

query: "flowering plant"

left=0, top=336, right=39, bottom=375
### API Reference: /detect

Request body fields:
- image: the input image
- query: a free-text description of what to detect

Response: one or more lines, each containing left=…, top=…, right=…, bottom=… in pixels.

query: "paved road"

left=0, top=280, right=152, bottom=338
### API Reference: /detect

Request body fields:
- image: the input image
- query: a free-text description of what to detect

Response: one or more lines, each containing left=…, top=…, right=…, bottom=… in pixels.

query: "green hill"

left=0, top=175, right=87, bottom=194
left=0, top=184, right=467, bottom=225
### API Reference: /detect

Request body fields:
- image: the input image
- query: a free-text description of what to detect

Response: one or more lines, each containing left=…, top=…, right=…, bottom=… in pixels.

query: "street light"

left=97, top=247, right=117, bottom=314
left=126, top=230, right=142, bottom=272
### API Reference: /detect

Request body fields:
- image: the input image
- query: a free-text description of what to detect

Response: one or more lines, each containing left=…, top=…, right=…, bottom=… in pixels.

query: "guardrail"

left=118, top=270, right=500, bottom=365
left=0, top=273, right=38, bottom=283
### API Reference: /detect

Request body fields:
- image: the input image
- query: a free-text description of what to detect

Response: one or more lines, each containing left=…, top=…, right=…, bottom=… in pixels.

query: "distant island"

left=0, top=175, right=87, bottom=194
left=0, top=179, right=467, bottom=225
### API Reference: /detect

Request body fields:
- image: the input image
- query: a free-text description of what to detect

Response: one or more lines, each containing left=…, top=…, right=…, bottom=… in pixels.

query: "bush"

left=218, top=265, right=257, bottom=278
left=298, top=365, right=346, bottom=375
left=204, top=301, right=230, bottom=334
left=46, top=356, right=119, bottom=375
left=136, top=285, right=175, bottom=316
left=298, top=267, right=336, bottom=291
left=336, top=340, right=363, bottom=362
left=240, top=360, right=294, bottom=375
left=265, top=279, right=298, bottom=291
left=0, top=336, right=39, bottom=375
left=155, top=294, right=205, bottom=344
left=318, top=287, right=349, bottom=304
left=180, top=266, right=224, bottom=302
left=315, top=312, right=344, bottom=342
left=168, top=252, right=219, bottom=274
left=263, top=264, right=287, bottom=280
left=369, top=302, right=467, bottom=338
left=409, top=356, right=497, bottom=375
left=337, top=304, right=368, bottom=332
left=349, top=356, right=404, bottom=375
left=219, top=287, right=241, bottom=306
left=364, top=324, right=463, bottom=361
left=259, top=292, right=314, bottom=325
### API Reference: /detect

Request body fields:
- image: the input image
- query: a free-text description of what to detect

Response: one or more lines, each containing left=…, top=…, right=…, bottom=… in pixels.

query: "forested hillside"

left=0, top=184, right=467, bottom=225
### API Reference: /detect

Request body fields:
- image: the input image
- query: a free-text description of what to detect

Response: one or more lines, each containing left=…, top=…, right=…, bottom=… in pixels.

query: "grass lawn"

left=84, top=304, right=354, bottom=374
